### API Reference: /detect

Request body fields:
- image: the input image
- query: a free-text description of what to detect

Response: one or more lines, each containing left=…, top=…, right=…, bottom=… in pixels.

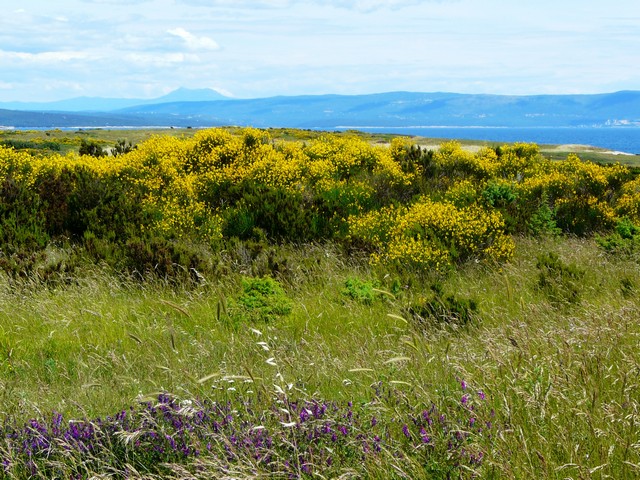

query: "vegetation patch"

left=0, top=128, right=639, bottom=478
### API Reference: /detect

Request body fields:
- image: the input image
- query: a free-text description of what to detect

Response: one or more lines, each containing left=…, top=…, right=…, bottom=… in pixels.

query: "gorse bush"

left=0, top=130, right=637, bottom=279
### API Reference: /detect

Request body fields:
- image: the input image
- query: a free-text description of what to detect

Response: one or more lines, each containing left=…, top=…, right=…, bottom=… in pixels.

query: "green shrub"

left=341, top=278, right=380, bottom=305
left=123, top=236, right=211, bottom=281
left=527, top=198, right=562, bottom=237
left=78, top=139, right=106, bottom=157
left=0, top=176, right=49, bottom=255
left=596, top=217, right=640, bottom=256
left=221, top=181, right=314, bottom=241
left=408, top=283, right=478, bottom=327
left=66, top=167, right=146, bottom=241
left=232, top=276, right=293, bottom=323
left=536, top=252, right=585, bottom=305
left=482, top=181, right=518, bottom=207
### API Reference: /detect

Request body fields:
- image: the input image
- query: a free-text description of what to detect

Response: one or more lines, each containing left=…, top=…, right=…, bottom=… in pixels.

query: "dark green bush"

left=78, top=139, right=106, bottom=157
left=536, top=252, right=585, bottom=305
left=221, top=181, right=314, bottom=242
left=408, top=283, right=478, bottom=327
left=482, top=181, right=518, bottom=207
left=65, top=167, right=146, bottom=241
left=123, top=236, right=211, bottom=281
left=0, top=176, right=49, bottom=255
left=596, top=217, right=640, bottom=256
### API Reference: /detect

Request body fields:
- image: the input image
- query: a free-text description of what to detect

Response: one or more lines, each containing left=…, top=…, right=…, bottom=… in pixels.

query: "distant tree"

left=112, top=139, right=135, bottom=156
left=79, top=139, right=106, bottom=158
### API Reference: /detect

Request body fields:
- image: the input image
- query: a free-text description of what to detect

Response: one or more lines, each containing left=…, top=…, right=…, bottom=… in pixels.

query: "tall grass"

left=0, top=236, right=638, bottom=478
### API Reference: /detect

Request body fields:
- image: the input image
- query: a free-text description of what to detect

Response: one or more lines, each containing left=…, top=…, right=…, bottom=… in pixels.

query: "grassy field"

left=1, top=237, right=639, bottom=478
left=0, top=128, right=639, bottom=478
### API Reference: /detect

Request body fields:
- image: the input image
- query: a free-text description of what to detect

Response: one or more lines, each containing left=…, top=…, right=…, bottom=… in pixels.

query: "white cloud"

left=321, top=0, right=427, bottom=11
left=124, top=52, right=201, bottom=66
left=174, top=0, right=433, bottom=11
left=167, top=28, right=220, bottom=51
left=0, top=49, right=89, bottom=63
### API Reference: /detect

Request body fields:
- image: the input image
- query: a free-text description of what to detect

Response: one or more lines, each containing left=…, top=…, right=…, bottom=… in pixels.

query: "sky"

left=0, top=0, right=639, bottom=102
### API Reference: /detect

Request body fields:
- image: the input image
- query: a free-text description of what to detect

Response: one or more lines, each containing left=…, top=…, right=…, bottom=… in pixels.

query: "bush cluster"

left=0, top=129, right=637, bottom=281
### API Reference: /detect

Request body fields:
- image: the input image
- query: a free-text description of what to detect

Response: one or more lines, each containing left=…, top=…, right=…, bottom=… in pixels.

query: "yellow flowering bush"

left=349, top=197, right=514, bottom=272
left=3, top=127, right=639, bottom=278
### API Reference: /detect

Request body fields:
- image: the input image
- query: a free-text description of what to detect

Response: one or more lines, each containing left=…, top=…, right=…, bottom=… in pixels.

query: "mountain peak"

left=157, top=87, right=230, bottom=103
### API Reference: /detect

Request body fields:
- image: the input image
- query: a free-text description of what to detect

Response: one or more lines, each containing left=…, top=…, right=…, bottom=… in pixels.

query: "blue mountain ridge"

left=1, top=89, right=639, bottom=129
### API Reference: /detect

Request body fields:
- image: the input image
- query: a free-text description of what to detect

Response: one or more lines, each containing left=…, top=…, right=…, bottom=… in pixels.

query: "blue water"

left=331, top=126, right=640, bottom=155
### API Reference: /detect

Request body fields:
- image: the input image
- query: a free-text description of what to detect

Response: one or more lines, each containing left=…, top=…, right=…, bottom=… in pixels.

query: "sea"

left=331, top=126, right=640, bottom=155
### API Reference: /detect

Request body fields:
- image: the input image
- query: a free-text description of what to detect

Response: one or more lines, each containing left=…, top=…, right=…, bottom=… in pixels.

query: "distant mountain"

left=0, top=87, right=229, bottom=113
left=116, top=91, right=640, bottom=128
left=0, top=90, right=638, bottom=129
left=0, top=109, right=176, bottom=128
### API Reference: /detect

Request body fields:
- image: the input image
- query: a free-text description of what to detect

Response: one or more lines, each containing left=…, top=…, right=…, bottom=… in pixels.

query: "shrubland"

left=0, top=128, right=639, bottom=478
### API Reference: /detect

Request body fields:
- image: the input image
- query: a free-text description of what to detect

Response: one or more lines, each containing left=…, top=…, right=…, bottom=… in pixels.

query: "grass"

left=0, top=236, right=639, bottom=478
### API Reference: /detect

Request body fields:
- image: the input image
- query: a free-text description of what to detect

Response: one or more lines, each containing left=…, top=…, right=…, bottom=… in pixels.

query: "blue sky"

left=1, top=0, right=638, bottom=101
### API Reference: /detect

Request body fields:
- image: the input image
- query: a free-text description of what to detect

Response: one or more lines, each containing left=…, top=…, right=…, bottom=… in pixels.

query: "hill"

left=0, top=90, right=639, bottom=129
left=0, top=87, right=229, bottom=113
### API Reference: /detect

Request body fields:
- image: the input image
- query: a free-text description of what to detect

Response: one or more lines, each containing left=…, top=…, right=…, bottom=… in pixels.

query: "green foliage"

left=527, top=197, right=562, bottom=237
left=0, top=138, right=62, bottom=153
left=481, top=181, right=518, bottom=207
left=233, top=276, right=293, bottom=322
left=341, top=278, right=380, bottom=305
left=65, top=167, right=146, bottom=241
left=554, top=196, right=615, bottom=235
left=536, top=251, right=585, bottom=305
left=408, top=283, right=478, bottom=327
left=221, top=181, right=314, bottom=241
left=0, top=176, right=49, bottom=255
left=78, top=139, right=106, bottom=157
left=596, top=217, right=640, bottom=256
left=112, top=139, right=135, bottom=156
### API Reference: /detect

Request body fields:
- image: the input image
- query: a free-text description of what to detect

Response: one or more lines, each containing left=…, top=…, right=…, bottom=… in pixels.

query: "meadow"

left=0, top=128, right=639, bottom=479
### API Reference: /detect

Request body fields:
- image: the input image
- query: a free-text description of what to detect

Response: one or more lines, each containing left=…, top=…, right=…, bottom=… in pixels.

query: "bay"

left=332, top=126, right=640, bottom=155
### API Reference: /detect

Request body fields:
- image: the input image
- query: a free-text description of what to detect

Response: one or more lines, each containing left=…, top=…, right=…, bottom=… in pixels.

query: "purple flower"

left=478, top=390, right=486, bottom=401
left=460, top=380, right=467, bottom=390
left=402, top=424, right=411, bottom=438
